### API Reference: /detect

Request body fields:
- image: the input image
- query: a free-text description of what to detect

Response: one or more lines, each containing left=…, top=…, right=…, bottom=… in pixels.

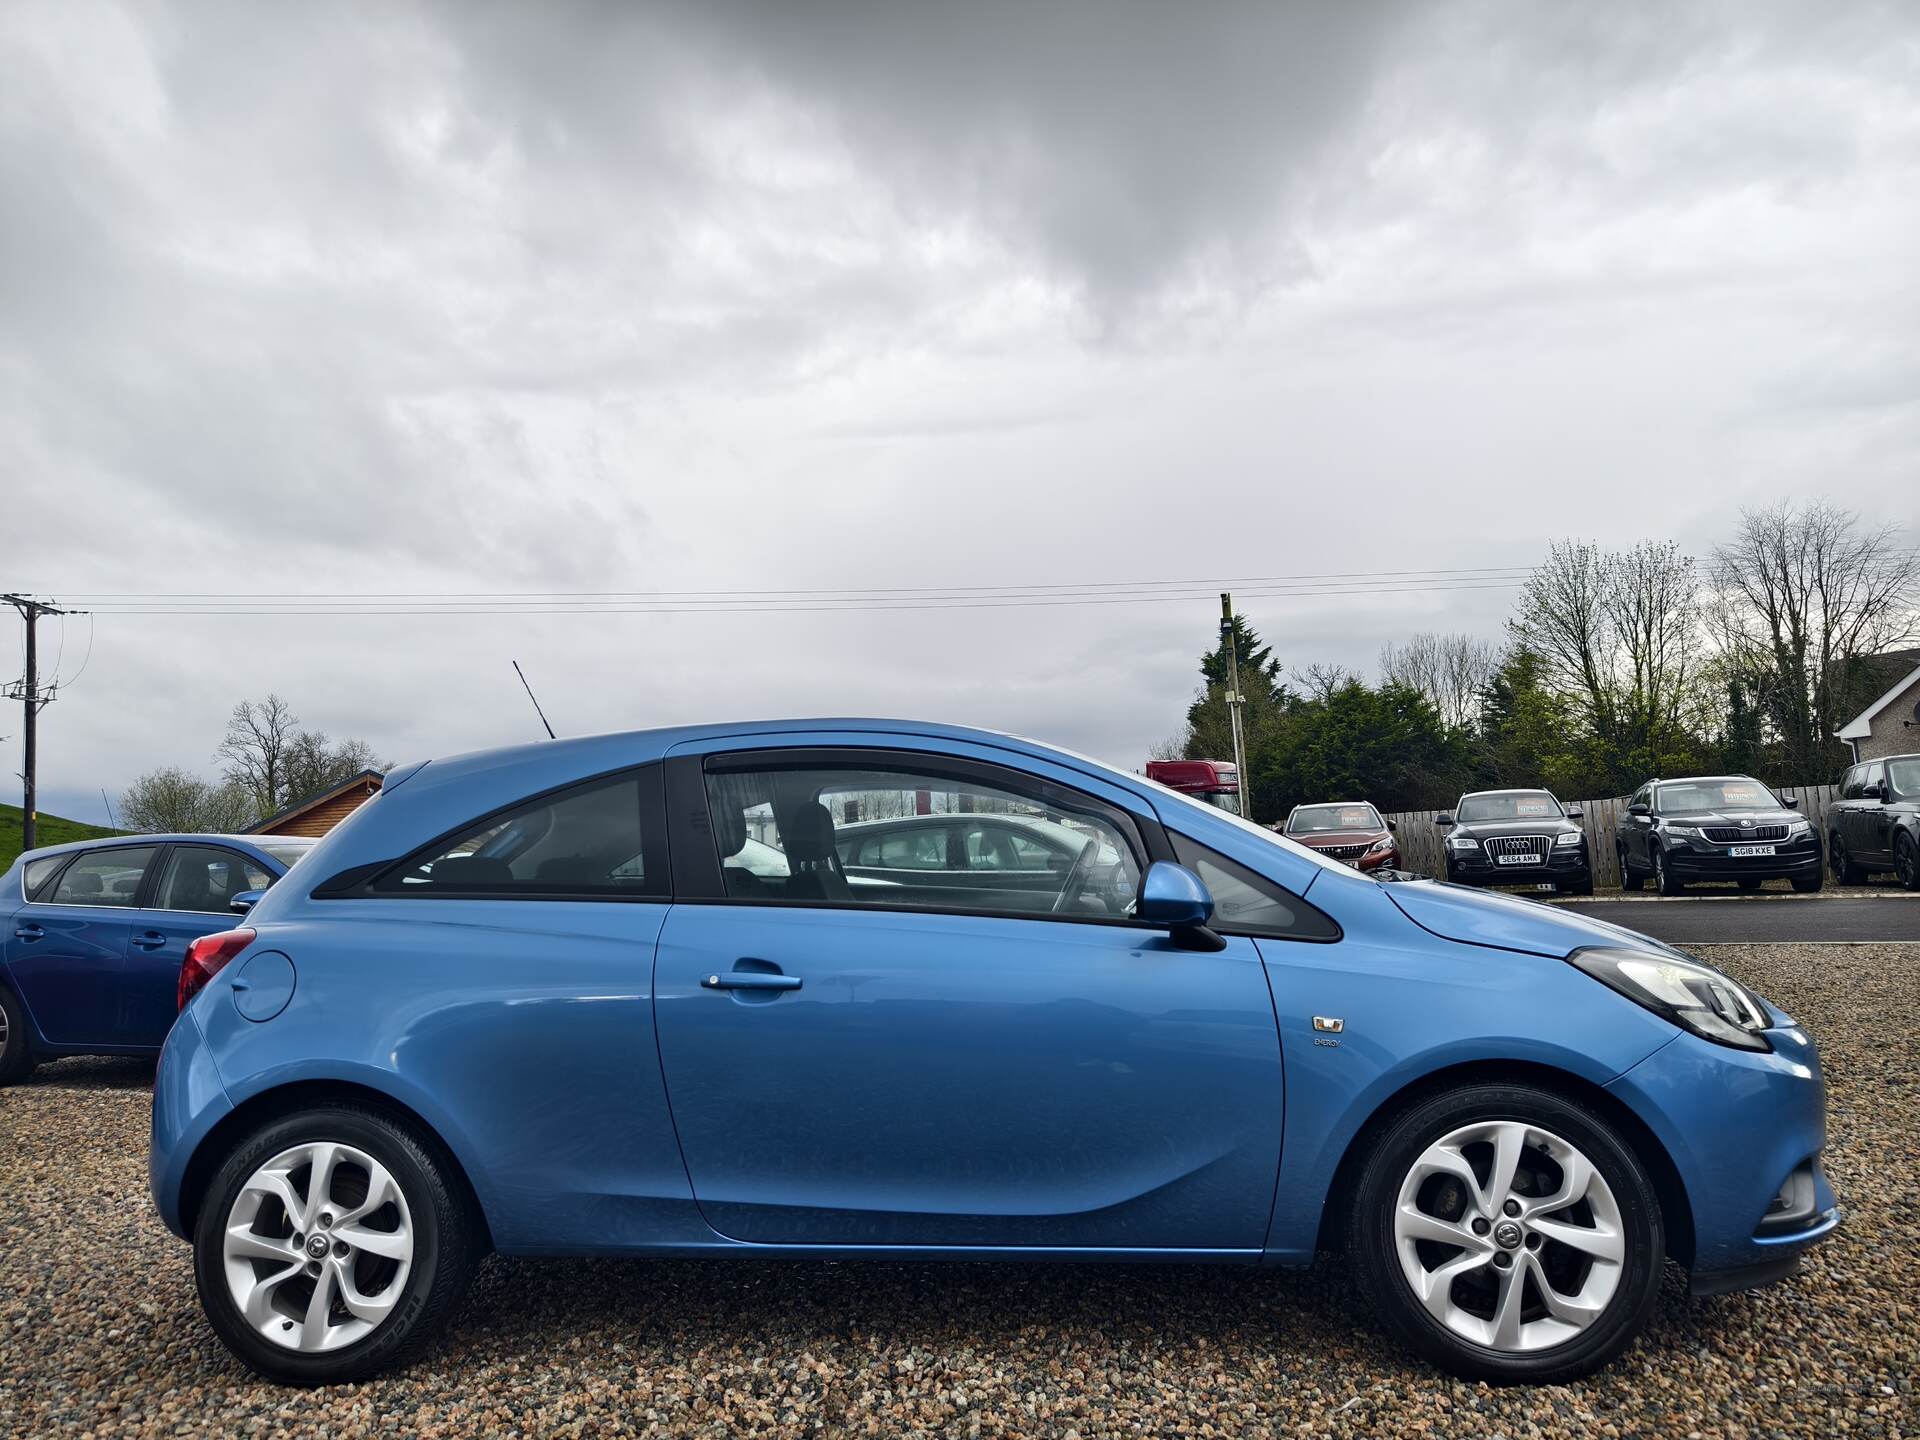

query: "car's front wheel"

left=193, top=1104, right=477, bottom=1384
left=1653, top=848, right=1685, bottom=896
left=1349, top=1084, right=1663, bottom=1384
left=1897, top=832, right=1920, bottom=892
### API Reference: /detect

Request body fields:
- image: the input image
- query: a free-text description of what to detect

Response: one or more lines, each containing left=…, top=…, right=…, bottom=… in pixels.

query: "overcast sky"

left=4, top=0, right=1916, bottom=824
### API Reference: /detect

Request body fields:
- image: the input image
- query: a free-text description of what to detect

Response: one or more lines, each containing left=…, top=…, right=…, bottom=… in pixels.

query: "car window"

left=705, top=760, right=1142, bottom=918
left=1863, top=763, right=1888, bottom=794
left=1287, top=804, right=1383, bottom=833
left=256, top=839, right=313, bottom=868
left=154, top=846, right=273, bottom=913
left=1657, top=778, right=1772, bottom=812
left=1887, top=758, right=1920, bottom=795
left=43, top=847, right=159, bottom=908
left=22, top=854, right=67, bottom=899
left=1169, top=836, right=1339, bottom=941
left=1455, top=792, right=1561, bottom=822
left=375, top=769, right=665, bottom=897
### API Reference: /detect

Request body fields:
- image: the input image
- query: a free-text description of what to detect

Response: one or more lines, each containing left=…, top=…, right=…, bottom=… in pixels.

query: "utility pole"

left=4, top=594, right=80, bottom=853
left=1220, top=592, right=1252, bottom=824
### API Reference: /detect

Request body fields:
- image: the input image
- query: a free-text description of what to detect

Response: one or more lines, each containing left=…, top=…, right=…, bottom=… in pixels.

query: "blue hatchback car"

left=148, top=721, right=1837, bottom=1385
left=0, top=832, right=313, bottom=1083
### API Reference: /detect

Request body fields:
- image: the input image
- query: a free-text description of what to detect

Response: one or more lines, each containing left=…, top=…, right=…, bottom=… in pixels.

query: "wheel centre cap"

left=306, top=1234, right=330, bottom=1258
left=1494, top=1220, right=1524, bottom=1249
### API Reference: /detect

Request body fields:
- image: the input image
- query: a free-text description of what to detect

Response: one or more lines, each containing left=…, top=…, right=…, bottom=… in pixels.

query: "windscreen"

left=1287, top=804, right=1382, bottom=833
left=1888, top=758, right=1920, bottom=795
left=1456, top=792, right=1561, bottom=822
left=1657, top=778, right=1774, bottom=812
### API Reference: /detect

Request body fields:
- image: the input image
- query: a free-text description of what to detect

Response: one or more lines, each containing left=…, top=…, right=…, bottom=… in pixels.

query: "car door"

left=1857, top=763, right=1894, bottom=864
left=4, top=845, right=160, bottom=1047
left=122, top=844, right=277, bottom=1048
left=1623, top=785, right=1653, bottom=869
left=655, top=744, right=1286, bottom=1250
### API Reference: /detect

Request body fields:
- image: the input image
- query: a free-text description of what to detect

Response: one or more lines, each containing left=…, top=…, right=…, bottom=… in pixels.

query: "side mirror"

left=1627, top=803, right=1651, bottom=818
left=1434, top=814, right=1454, bottom=828
left=1875, top=783, right=1895, bottom=804
left=1566, top=808, right=1584, bottom=821
left=229, top=888, right=266, bottom=915
left=1134, top=862, right=1226, bottom=950
left=1776, top=793, right=1797, bottom=808
left=1386, top=818, right=1398, bottom=831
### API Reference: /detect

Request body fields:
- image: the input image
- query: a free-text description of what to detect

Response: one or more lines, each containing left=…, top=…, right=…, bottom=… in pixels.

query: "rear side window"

left=1170, top=836, right=1339, bottom=941
left=44, top=847, right=159, bottom=908
left=22, top=855, right=66, bottom=899
left=154, top=846, right=273, bottom=913
left=374, top=768, right=668, bottom=898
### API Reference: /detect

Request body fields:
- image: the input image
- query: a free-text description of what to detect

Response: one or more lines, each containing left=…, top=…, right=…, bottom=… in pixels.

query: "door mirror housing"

left=228, top=888, right=266, bottom=915
left=1386, top=818, right=1398, bottom=831
left=1434, top=814, right=1454, bottom=828
left=1627, top=803, right=1651, bottom=818
left=1134, top=862, right=1226, bottom=950
left=1777, top=793, right=1798, bottom=808
left=1566, top=807, right=1584, bottom=821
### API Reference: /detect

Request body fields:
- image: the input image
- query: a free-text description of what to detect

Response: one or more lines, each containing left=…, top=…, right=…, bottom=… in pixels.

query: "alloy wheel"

left=1392, top=1120, right=1625, bottom=1353
left=221, top=1141, right=414, bottom=1353
left=1899, top=836, right=1919, bottom=889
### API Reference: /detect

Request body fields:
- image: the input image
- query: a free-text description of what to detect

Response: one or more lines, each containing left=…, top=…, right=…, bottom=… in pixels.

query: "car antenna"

left=512, top=660, right=557, bottom=739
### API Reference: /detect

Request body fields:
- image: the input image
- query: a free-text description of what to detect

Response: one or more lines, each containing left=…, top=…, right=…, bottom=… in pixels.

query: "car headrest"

left=431, top=855, right=515, bottom=887
left=784, top=801, right=838, bottom=862
left=67, top=869, right=103, bottom=896
left=714, top=803, right=748, bottom=858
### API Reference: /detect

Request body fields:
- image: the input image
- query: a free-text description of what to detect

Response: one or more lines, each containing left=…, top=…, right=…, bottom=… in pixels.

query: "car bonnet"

left=1383, top=878, right=1682, bottom=958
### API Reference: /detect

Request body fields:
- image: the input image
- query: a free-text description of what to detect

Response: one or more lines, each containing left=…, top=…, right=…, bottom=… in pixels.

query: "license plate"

left=1729, top=844, right=1776, bottom=857
left=1532, top=883, right=1556, bottom=892
left=1496, top=853, right=1542, bottom=866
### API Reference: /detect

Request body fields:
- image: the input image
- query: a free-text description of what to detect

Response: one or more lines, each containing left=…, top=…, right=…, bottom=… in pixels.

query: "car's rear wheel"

left=0, top=985, right=35, bottom=1085
left=1653, top=848, right=1684, bottom=896
left=1350, top=1084, right=1663, bottom=1384
left=1897, top=833, right=1920, bottom=892
left=193, top=1104, right=476, bottom=1384
left=1617, top=846, right=1644, bottom=892
left=1831, top=835, right=1866, bottom=885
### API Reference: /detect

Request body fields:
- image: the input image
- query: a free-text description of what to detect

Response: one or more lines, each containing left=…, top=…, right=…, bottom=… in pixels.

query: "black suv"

left=1616, top=775, right=1821, bottom=895
left=1828, top=754, right=1920, bottom=889
left=1436, top=789, right=1592, bottom=895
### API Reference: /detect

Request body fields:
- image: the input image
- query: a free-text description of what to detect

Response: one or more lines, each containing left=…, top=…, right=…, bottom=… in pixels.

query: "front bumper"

left=1662, top=831, right=1822, bottom=880
left=1446, top=845, right=1590, bottom=888
left=1605, top=1020, right=1839, bottom=1290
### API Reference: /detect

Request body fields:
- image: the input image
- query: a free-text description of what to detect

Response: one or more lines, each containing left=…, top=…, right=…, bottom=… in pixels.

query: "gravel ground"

left=3, top=943, right=1915, bottom=1439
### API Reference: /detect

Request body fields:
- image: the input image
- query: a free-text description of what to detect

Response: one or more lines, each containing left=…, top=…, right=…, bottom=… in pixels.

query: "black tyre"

left=1559, top=876, right=1594, bottom=897
left=1349, top=1084, right=1663, bottom=1384
left=193, top=1104, right=477, bottom=1384
left=1737, top=878, right=1762, bottom=891
left=1831, top=835, right=1865, bottom=885
left=1653, top=848, right=1684, bottom=896
left=1617, top=847, right=1644, bottom=892
left=0, top=985, right=35, bottom=1085
left=1896, top=833, right=1920, bottom=892
left=1790, top=869, right=1823, bottom=894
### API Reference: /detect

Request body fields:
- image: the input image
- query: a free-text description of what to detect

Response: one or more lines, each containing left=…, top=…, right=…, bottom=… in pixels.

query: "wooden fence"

left=1381, top=781, right=1841, bottom=890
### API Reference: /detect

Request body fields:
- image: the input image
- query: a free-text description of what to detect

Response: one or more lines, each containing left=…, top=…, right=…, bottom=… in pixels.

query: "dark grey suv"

left=1828, top=754, right=1920, bottom=889
left=1436, top=789, right=1592, bottom=895
left=1616, top=775, right=1821, bottom=895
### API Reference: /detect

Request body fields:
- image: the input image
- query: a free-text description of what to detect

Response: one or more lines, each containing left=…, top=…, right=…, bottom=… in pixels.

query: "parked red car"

left=1279, top=801, right=1399, bottom=871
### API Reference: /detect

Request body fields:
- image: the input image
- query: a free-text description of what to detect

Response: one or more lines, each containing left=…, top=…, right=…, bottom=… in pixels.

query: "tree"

left=1379, top=632, right=1497, bottom=733
left=282, top=731, right=383, bottom=807
left=1181, top=614, right=1292, bottom=780
left=119, top=767, right=258, bottom=833
left=1259, top=679, right=1467, bottom=816
left=1708, top=500, right=1920, bottom=779
left=217, top=694, right=300, bottom=817
left=1200, top=614, right=1283, bottom=695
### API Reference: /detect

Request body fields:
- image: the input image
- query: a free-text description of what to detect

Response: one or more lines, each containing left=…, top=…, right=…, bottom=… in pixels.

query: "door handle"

left=13, top=922, right=44, bottom=941
left=701, top=972, right=802, bottom=992
left=132, top=931, right=166, bottom=950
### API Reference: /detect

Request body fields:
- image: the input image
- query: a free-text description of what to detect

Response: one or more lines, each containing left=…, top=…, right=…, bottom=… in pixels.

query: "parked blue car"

left=148, top=721, right=1837, bottom=1385
left=0, top=833, right=313, bottom=1083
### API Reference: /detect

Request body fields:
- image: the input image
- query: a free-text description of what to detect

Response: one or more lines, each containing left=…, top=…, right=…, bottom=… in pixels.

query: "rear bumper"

left=1605, top=1024, right=1839, bottom=1289
left=149, top=1008, right=234, bottom=1240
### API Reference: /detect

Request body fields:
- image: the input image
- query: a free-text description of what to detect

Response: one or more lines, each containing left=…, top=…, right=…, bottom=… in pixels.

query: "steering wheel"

left=1051, top=836, right=1102, bottom=914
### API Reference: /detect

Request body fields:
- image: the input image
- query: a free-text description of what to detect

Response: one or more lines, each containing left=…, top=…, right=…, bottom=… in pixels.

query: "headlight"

left=1568, top=947, right=1772, bottom=1052
left=1662, top=821, right=1700, bottom=835
left=1787, top=819, right=1811, bottom=838
left=1367, top=835, right=1395, bottom=854
left=1554, top=831, right=1582, bottom=848
left=1445, top=836, right=1480, bottom=852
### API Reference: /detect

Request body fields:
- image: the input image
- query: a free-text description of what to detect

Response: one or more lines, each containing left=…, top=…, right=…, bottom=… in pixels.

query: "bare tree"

left=1292, top=662, right=1356, bottom=703
left=1708, top=500, right=1920, bottom=776
left=1379, top=632, right=1497, bottom=731
left=281, top=731, right=384, bottom=806
left=217, top=694, right=300, bottom=816
left=120, top=767, right=258, bottom=833
left=1510, top=541, right=1620, bottom=746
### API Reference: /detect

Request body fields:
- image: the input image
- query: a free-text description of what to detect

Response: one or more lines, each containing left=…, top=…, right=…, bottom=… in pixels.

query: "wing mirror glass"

left=228, top=888, right=266, bottom=915
left=1134, top=862, right=1225, bottom=951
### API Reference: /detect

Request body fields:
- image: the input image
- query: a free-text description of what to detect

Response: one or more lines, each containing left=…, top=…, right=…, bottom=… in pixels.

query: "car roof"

left=15, top=833, right=314, bottom=865
left=1457, top=788, right=1556, bottom=799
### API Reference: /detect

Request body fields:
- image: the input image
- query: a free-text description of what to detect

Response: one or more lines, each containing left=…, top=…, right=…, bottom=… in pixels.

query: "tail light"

left=178, top=928, right=255, bottom=1011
